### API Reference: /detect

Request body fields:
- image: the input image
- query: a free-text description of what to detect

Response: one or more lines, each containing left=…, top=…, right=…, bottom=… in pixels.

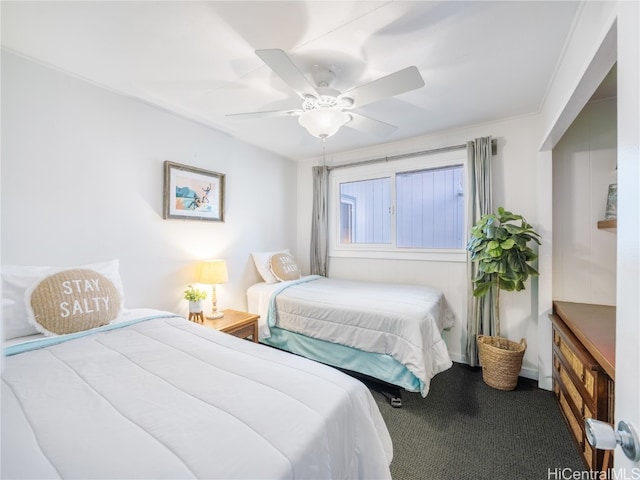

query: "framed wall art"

left=163, top=161, right=225, bottom=222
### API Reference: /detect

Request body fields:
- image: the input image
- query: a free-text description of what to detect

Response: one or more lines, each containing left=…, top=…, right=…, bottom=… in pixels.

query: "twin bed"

left=2, top=256, right=454, bottom=478
left=1, top=260, right=394, bottom=479
left=2, top=310, right=392, bottom=479
left=247, top=270, right=455, bottom=405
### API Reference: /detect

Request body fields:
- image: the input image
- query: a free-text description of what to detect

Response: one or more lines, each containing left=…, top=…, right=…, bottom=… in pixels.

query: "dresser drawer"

left=558, top=365, right=594, bottom=419
left=558, top=387, right=594, bottom=461
left=550, top=307, right=614, bottom=473
left=552, top=315, right=601, bottom=405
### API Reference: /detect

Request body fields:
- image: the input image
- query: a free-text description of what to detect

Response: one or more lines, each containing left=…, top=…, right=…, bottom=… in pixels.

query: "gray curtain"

left=466, top=137, right=494, bottom=366
left=310, top=165, right=329, bottom=276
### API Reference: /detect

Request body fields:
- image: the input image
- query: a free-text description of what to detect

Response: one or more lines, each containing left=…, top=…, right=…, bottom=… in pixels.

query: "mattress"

left=1, top=310, right=393, bottom=479
left=247, top=276, right=454, bottom=396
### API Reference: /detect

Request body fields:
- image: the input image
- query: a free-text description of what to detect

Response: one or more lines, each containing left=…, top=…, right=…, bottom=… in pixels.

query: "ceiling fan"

left=227, top=49, right=425, bottom=140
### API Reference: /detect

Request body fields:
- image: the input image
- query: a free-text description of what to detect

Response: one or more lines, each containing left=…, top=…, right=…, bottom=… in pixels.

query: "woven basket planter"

left=477, top=335, right=527, bottom=391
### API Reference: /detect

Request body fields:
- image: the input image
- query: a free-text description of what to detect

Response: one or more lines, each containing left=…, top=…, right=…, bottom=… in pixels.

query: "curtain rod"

left=327, top=138, right=497, bottom=171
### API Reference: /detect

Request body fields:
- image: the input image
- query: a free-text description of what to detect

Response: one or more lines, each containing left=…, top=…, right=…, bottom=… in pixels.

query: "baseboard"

left=449, top=352, right=467, bottom=365
left=450, top=352, right=539, bottom=383
left=519, top=367, right=538, bottom=381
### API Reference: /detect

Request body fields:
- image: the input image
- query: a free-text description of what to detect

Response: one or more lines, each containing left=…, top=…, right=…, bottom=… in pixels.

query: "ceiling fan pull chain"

left=322, top=141, right=326, bottom=167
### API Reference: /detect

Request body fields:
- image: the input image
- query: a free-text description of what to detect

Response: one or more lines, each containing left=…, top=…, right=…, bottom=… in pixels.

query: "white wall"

left=539, top=3, right=640, bottom=471
left=297, top=113, right=544, bottom=378
left=552, top=97, right=617, bottom=305
left=1, top=51, right=297, bottom=317
left=539, top=1, right=617, bottom=150
left=537, top=1, right=617, bottom=390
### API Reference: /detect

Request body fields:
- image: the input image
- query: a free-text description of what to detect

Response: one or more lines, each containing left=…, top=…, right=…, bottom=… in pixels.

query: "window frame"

left=329, top=149, right=469, bottom=262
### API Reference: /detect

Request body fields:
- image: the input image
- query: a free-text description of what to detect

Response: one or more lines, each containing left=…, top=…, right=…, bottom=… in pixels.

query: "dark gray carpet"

left=369, top=362, right=586, bottom=480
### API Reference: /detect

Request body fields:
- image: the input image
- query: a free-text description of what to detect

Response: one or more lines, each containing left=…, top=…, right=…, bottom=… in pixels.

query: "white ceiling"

left=1, top=1, right=581, bottom=161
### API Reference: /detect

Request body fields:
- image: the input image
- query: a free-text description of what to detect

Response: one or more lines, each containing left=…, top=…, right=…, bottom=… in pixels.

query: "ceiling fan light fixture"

left=338, top=96, right=354, bottom=108
left=298, top=108, right=351, bottom=139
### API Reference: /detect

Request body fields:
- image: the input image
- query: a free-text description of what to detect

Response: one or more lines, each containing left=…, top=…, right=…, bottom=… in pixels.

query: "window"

left=330, top=151, right=467, bottom=260
left=339, top=177, right=390, bottom=244
left=396, top=166, right=465, bottom=248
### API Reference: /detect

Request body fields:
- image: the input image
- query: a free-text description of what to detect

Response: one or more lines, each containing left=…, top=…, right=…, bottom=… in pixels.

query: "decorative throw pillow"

left=2, top=259, right=126, bottom=340
left=269, top=253, right=301, bottom=282
left=251, top=249, right=291, bottom=284
left=27, top=269, right=122, bottom=336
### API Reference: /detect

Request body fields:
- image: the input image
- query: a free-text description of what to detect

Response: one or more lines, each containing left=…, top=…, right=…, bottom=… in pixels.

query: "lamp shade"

left=298, top=109, right=351, bottom=139
left=199, top=260, right=228, bottom=285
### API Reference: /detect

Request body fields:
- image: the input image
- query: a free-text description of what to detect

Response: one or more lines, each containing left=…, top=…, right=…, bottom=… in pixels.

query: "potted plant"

left=467, top=207, right=541, bottom=390
left=184, top=284, right=207, bottom=313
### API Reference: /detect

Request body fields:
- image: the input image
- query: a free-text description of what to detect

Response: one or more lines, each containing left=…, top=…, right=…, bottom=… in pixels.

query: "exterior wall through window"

left=329, top=149, right=468, bottom=262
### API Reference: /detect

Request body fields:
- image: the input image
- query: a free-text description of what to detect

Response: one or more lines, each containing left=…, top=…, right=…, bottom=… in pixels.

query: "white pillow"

left=1, top=259, right=125, bottom=340
left=251, top=250, right=290, bottom=284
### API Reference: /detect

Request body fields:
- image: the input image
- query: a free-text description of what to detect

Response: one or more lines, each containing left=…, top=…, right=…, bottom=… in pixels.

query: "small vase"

left=189, top=300, right=204, bottom=313
left=605, top=183, right=617, bottom=220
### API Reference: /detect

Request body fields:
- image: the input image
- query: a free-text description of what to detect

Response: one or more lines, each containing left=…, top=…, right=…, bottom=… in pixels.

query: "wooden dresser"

left=550, top=301, right=615, bottom=472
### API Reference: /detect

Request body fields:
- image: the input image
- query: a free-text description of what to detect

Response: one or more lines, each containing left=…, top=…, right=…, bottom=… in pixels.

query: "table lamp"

left=199, top=259, right=228, bottom=319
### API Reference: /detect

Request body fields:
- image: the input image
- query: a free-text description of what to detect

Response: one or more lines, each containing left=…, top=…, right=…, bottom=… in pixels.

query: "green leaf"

left=527, top=264, right=540, bottom=276
left=482, top=261, right=499, bottom=274
left=500, top=259, right=510, bottom=274
left=495, top=228, right=509, bottom=240
left=473, top=282, right=493, bottom=297
left=500, top=238, right=515, bottom=250
left=504, top=224, right=526, bottom=235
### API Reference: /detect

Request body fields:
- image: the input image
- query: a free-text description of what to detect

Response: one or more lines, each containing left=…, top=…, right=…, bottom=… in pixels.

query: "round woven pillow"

left=29, top=269, right=122, bottom=335
left=269, top=253, right=301, bottom=282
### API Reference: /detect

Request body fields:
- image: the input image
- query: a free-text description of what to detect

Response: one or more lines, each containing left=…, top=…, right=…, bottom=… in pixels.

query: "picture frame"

left=163, top=161, right=225, bottom=222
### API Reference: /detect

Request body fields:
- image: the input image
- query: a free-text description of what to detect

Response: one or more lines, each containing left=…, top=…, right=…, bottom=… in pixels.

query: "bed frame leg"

left=381, top=388, right=402, bottom=408
left=334, top=367, right=404, bottom=408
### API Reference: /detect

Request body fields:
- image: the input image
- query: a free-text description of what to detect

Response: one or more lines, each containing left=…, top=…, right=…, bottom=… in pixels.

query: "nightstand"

left=202, top=309, right=259, bottom=343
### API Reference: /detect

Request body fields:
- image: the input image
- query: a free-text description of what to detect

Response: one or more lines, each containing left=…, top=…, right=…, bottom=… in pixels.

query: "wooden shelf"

left=597, top=219, right=617, bottom=230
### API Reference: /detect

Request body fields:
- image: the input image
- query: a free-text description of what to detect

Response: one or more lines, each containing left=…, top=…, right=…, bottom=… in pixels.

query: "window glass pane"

left=396, top=165, right=464, bottom=248
left=339, top=177, right=391, bottom=244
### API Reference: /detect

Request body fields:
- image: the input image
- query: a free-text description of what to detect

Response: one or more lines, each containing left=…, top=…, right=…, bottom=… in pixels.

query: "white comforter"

left=248, top=276, right=455, bottom=397
left=1, top=310, right=392, bottom=479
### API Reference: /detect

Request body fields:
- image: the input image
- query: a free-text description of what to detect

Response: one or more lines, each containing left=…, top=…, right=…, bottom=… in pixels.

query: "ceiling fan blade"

left=226, top=109, right=301, bottom=120
left=346, top=112, right=397, bottom=137
left=256, top=49, right=319, bottom=99
left=342, top=66, right=425, bottom=108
